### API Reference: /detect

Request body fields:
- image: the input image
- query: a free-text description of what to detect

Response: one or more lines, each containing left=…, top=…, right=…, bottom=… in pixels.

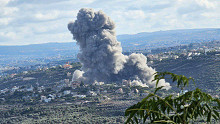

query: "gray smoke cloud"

left=68, top=8, right=171, bottom=90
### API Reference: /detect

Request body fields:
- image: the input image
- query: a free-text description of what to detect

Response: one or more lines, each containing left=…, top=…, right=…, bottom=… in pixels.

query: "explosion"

left=68, top=8, right=171, bottom=90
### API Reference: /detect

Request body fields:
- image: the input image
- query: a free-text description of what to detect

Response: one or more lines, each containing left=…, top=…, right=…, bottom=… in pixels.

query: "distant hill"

left=0, top=42, right=78, bottom=57
left=117, top=28, right=220, bottom=50
left=0, top=42, right=79, bottom=67
left=1, top=28, right=220, bottom=55
left=0, top=28, right=220, bottom=67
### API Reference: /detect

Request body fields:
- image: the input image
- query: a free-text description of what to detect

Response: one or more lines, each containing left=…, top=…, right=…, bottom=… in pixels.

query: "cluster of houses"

left=0, top=75, right=149, bottom=104
left=0, top=85, right=35, bottom=94
left=147, top=46, right=220, bottom=62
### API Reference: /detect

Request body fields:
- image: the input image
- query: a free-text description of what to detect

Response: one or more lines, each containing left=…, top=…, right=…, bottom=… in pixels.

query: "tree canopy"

left=125, top=72, right=220, bottom=123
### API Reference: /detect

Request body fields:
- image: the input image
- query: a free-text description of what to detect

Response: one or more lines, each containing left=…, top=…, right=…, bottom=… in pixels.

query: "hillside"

left=118, top=28, right=220, bottom=50
left=152, top=54, right=220, bottom=92
left=0, top=63, right=81, bottom=89
left=1, top=54, right=219, bottom=93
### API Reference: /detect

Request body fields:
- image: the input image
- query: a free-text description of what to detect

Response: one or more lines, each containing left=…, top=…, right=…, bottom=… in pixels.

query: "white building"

left=0, top=88, right=9, bottom=94
left=48, top=94, right=56, bottom=99
left=67, top=72, right=72, bottom=77
left=73, top=95, right=86, bottom=98
left=26, top=85, right=34, bottom=92
left=44, top=98, right=51, bottom=103
left=87, top=91, right=97, bottom=96
left=64, top=90, right=71, bottom=95
left=93, top=81, right=104, bottom=86
left=187, top=57, right=192, bottom=60
left=122, top=79, right=131, bottom=86
left=40, top=95, right=47, bottom=102
left=11, top=86, right=19, bottom=92
left=115, top=88, right=123, bottom=94
left=40, top=95, right=52, bottom=103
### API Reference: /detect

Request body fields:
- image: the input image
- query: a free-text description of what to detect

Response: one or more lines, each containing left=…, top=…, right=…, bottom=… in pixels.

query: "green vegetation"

left=0, top=54, right=219, bottom=123
left=125, top=72, right=220, bottom=123
left=0, top=101, right=130, bottom=123
left=154, top=54, right=220, bottom=92
left=0, top=62, right=82, bottom=89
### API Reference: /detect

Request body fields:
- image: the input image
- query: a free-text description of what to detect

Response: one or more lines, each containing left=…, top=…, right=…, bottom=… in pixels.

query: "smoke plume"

left=68, top=8, right=171, bottom=90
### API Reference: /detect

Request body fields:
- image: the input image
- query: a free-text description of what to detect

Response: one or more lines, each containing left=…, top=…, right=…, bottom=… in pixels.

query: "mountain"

left=0, top=28, right=220, bottom=67
left=0, top=42, right=78, bottom=57
left=0, top=42, right=78, bottom=67
left=1, top=28, right=220, bottom=55
left=117, top=28, right=220, bottom=50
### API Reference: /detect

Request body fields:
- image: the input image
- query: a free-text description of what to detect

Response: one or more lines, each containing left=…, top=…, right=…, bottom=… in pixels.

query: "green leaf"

left=143, top=115, right=148, bottom=123
left=141, top=93, right=154, bottom=103
left=213, top=110, right=220, bottom=118
left=207, top=111, right=211, bottom=122
left=125, top=72, right=218, bottom=124
left=125, top=111, right=136, bottom=124
left=153, top=120, right=176, bottom=124
left=154, top=86, right=164, bottom=94
left=134, top=116, right=138, bottom=124
left=212, top=114, right=218, bottom=120
left=172, top=76, right=177, bottom=82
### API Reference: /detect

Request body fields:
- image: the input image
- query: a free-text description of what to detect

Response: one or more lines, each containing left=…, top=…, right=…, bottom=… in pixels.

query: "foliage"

left=125, top=72, right=220, bottom=124
left=0, top=103, right=126, bottom=123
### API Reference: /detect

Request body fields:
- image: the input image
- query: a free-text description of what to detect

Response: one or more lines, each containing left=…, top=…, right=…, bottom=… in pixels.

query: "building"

left=11, top=86, right=19, bottom=92
left=26, top=85, right=34, bottom=92
left=44, top=98, right=52, bottom=103
left=93, top=81, right=104, bottom=86
left=73, top=95, right=86, bottom=98
left=64, top=79, right=71, bottom=87
left=48, top=94, right=56, bottom=99
left=40, top=95, right=52, bottom=103
left=115, top=88, right=123, bottom=94
left=87, top=91, right=97, bottom=96
left=67, top=72, right=72, bottom=77
left=187, top=57, right=192, bottom=60
left=0, top=88, right=9, bottom=94
left=63, top=62, right=72, bottom=69
left=122, top=79, right=131, bottom=86
left=134, top=89, right=139, bottom=94
left=40, top=95, right=47, bottom=102
left=64, top=90, right=71, bottom=95
left=71, top=81, right=81, bottom=89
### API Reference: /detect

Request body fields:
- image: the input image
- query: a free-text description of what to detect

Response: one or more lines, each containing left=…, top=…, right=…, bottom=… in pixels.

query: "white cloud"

left=0, top=7, right=18, bottom=16
left=201, top=12, right=220, bottom=18
left=0, top=31, right=17, bottom=42
left=0, top=0, right=220, bottom=45
left=0, top=0, right=18, bottom=27
left=34, top=11, right=60, bottom=21
left=0, top=0, right=12, bottom=6
left=195, top=0, right=216, bottom=9
left=0, top=18, right=13, bottom=26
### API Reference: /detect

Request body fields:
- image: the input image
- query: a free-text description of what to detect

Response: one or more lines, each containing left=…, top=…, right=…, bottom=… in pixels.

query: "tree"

left=80, top=81, right=84, bottom=87
left=125, top=72, right=220, bottom=124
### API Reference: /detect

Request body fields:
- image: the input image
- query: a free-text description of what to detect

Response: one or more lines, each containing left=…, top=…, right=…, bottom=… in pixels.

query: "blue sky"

left=0, top=0, right=219, bottom=45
